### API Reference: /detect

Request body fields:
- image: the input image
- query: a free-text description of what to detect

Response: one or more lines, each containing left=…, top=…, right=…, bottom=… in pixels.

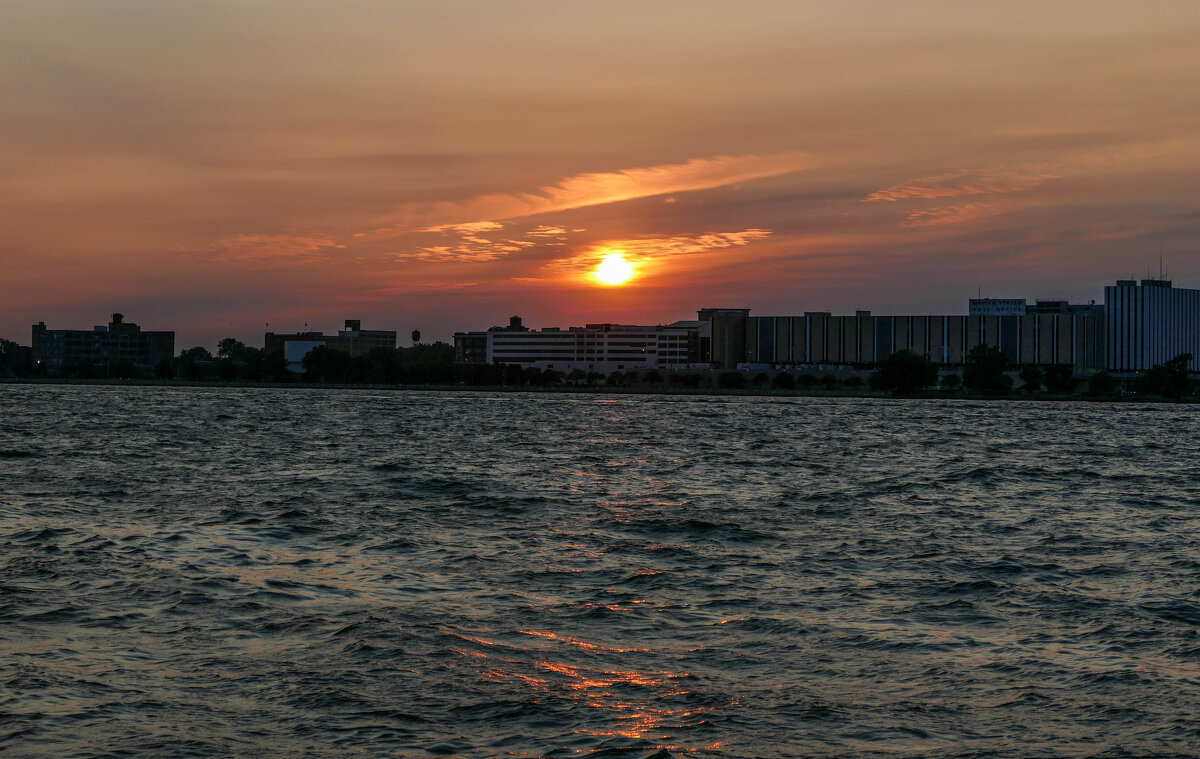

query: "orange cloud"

left=370, top=151, right=820, bottom=237
left=525, top=225, right=571, bottom=239
left=420, top=221, right=505, bottom=235
left=550, top=228, right=772, bottom=274
left=396, top=222, right=542, bottom=262
left=865, top=165, right=1058, bottom=203
left=901, top=203, right=1002, bottom=228
left=208, top=233, right=345, bottom=264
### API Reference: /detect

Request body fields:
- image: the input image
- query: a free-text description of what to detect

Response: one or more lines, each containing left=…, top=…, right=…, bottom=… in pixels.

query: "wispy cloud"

left=369, top=151, right=819, bottom=237
left=865, top=165, right=1058, bottom=203
left=208, top=233, right=345, bottom=264
left=420, top=221, right=505, bottom=235
left=601, top=229, right=773, bottom=260
left=551, top=228, right=773, bottom=273
left=525, top=225, right=572, bottom=239
left=396, top=221, right=541, bottom=262
left=901, top=203, right=1002, bottom=228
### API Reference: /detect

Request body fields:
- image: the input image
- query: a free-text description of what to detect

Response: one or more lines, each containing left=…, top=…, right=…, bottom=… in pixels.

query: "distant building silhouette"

left=455, top=294, right=1121, bottom=374
left=31, top=313, right=174, bottom=375
left=264, top=319, right=396, bottom=373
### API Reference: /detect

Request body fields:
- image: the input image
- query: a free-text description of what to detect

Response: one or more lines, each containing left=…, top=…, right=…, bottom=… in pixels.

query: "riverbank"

left=3, top=376, right=1194, bottom=403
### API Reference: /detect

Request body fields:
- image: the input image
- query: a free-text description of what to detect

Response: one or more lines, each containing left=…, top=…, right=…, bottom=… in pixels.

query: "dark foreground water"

left=2, top=386, right=1200, bottom=758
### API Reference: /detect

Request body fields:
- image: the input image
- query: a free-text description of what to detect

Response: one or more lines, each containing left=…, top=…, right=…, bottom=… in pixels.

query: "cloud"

left=396, top=222, right=542, bottom=263
left=369, top=151, right=820, bottom=237
left=525, top=225, right=570, bottom=239
left=208, top=233, right=345, bottom=264
left=865, top=166, right=1058, bottom=203
left=901, top=203, right=1001, bottom=228
left=550, top=228, right=772, bottom=272
left=420, top=221, right=505, bottom=235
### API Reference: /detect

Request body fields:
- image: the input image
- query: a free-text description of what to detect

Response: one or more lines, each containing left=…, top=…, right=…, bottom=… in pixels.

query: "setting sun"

left=593, top=253, right=635, bottom=286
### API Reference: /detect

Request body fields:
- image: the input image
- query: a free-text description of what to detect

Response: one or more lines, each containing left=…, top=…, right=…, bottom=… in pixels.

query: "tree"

left=502, top=363, right=524, bottom=386
left=302, top=345, right=353, bottom=382
left=1137, top=353, right=1192, bottom=398
left=877, top=349, right=937, bottom=395
left=796, top=374, right=818, bottom=389
left=842, top=375, right=864, bottom=390
left=1019, top=366, right=1044, bottom=394
left=179, top=346, right=213, bottom=362
left=772, top=372, right=796, bottom=390
left=216, top=338, right=247, bottom=361
left=718, top=372, right=746, bottom=390
left=940, top=373, right=962, bottom=392
left=643, top=370, right=663, bottom=386
left=1088, top=370, right=1117, bottom=397
left=0, top=338, right=29, bottom=378
left=154, top=359, right=174, bottom=380
left=963, top=344, right=1012, bottom=395
left=606, top=371, right=625, bottom=386
left=566, top=368, right=587, bottom=385
left=262, top=351, right=290, bottom=382
left=177, top=346, right=214, bottom=381
left=820, top=373, right=840, bottom=390
left=216, top=358, right=238, bottom=381
left=411, top=330, right=421, bottom=346
left=751, top=372, right=771, bottom=388
left=1044, top=364, right=1075, bottom=394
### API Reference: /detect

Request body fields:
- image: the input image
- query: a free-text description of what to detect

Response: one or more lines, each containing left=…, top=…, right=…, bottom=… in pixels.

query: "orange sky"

left=3, top=1, right=1200, bottom=348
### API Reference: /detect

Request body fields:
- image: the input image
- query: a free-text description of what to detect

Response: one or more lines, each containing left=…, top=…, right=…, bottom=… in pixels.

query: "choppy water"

left=2, top=386, right=1200, bottom=758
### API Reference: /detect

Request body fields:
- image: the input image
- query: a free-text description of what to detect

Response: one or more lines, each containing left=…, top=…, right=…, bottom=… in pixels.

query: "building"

left=739, top=308, right=1105, bottom=370
left=969, top=298, right=1028, bottom=316
left=455, top=279, right=1200, bottom=376
left=1105, top=279, right=1200, bottom=373
left=31, top=313, right=174, bottom=375
left=454, top=316, right=706, bottom=373
left=265, top=319, right=397, bottom=372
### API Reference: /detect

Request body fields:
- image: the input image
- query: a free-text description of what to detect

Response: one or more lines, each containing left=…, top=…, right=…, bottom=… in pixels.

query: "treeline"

left=7, top=334, right=1196, bottom=400
left=865, top=345, right=1195, bottom=399
left=173, top=340, right=461, bottom=384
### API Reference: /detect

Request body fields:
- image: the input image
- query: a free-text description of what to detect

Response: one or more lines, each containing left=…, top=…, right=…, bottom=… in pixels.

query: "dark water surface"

left=2, top=386, right=1200, bottom=758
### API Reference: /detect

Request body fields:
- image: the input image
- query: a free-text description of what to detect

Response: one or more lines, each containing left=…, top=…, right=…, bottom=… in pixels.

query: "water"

left=2, top=385, right=1200, bottom=758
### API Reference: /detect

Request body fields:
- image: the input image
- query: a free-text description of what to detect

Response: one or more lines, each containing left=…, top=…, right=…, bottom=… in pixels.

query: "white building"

left=459, top=320, right=705, bottom=373
left=1105, top=279, right=1200, bottom=373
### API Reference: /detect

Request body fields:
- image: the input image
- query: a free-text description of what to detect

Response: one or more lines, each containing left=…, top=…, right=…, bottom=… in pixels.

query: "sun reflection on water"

left=443, top=623, right=714, bottom=749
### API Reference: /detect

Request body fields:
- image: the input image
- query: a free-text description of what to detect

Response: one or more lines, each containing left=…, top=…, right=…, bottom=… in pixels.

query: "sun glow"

left=593, top=252, right=635, bottom=285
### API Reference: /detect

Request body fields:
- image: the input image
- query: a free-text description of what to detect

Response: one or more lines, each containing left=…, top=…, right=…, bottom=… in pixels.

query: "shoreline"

left=2, top=377, right=1193, bottom=403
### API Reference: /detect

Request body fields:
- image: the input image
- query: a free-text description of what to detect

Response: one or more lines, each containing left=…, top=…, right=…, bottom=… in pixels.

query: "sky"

left=3, top=1, right=1200, bottom=348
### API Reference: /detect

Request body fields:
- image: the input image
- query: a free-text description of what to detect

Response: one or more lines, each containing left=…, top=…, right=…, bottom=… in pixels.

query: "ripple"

left=1, top=387, right=1199, bottom=757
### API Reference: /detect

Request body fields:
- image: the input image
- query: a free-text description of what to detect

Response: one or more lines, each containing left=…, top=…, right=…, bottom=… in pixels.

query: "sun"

left=593, top=252, right=635, bottom=285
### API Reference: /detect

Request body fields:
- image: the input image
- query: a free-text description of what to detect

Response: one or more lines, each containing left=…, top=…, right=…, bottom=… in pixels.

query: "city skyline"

left=4, top=2, right=1200, bottom=348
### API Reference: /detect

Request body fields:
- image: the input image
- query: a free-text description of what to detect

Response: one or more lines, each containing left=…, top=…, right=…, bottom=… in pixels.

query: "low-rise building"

left=31, top=313, right=174, bottom=375
left=739, top=309, right=1105, bottom=370
left=265, top=319, right=397, bottom=372
left=454, top=317, right=706, bottom=373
